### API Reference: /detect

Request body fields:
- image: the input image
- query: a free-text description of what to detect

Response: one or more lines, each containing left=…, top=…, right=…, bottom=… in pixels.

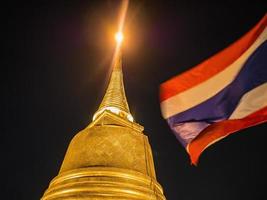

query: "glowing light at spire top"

left=114, top=0, right=128, bottom=47
left=115, top=32, right=124, bottom=44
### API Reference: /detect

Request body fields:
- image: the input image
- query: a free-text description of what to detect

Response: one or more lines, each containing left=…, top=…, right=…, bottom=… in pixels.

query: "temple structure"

left=41, top=44, right=166, bottom=199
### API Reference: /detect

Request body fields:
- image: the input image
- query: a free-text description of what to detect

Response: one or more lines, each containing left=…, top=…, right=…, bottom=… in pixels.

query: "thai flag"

left=160, top=14, right=267, bottom=165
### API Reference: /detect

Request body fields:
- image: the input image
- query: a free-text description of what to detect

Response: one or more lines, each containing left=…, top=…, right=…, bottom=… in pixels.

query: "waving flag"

left=160, top=14, right=267, bottom=165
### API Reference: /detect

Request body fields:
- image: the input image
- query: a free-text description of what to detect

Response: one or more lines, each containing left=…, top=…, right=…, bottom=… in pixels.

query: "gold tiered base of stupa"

left=41, top=110, right=166, bottom=200
left=42, top=167, right=165, bottom=200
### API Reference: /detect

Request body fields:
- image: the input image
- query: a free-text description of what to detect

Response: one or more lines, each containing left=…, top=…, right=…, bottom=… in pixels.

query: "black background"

left=4, top=1, right=267, bottom=199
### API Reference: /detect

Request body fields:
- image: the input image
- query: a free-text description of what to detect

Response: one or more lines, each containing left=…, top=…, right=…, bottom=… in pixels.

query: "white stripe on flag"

left=229, top=83, right=267, bottom=119
left=161, top=28, right=267, bottom=119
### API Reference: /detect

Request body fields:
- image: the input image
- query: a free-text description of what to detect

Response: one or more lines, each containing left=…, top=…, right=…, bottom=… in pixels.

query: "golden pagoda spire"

left=41, top=3, right=166, bottom=199
left=93, top=46, right=134, bottom=122
left=41, top=48, right=166, bottom=200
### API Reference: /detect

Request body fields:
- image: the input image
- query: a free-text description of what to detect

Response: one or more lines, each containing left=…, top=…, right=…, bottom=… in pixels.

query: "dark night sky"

left=3, top=1, right=267, bottom=200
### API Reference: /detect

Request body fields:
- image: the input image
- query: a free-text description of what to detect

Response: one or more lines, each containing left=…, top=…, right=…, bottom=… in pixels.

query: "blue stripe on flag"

left=168, top=41, right=267, bottom=146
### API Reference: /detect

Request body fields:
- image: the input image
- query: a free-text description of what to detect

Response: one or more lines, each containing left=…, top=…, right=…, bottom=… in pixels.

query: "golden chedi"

left=41, top=33, right=166, bottom=200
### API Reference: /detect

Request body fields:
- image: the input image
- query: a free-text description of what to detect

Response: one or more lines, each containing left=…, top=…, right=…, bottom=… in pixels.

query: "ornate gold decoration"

left=93, top=50, right=133, bottom=122
left=41, top=47, right=166, bottom=200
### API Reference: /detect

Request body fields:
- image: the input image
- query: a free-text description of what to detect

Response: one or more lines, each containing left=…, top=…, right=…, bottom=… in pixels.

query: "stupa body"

left=41, top=50, right=166, bottom=200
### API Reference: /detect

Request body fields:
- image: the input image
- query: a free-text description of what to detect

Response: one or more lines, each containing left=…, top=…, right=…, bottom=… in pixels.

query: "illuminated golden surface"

left=41, top=33, right=166, bottom=199
left=93, top=51, right=133, bottom=122
left=42, top=167, right=165, bottom=200
left=42, top=109, right=166, bottom=199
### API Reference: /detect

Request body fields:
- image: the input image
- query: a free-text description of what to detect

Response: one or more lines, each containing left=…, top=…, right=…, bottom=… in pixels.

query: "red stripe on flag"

left=187, top=106, right=267, bottom=165
left=160, top=14, right=267, bottom=102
